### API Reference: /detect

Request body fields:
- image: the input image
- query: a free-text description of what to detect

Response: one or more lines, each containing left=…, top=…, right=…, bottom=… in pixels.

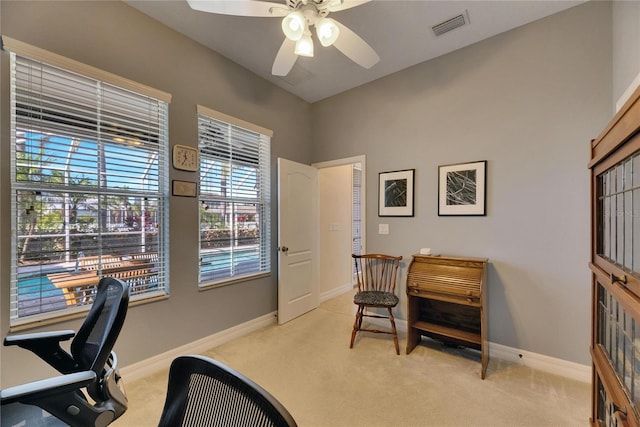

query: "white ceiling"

left=125, top=0, right=584, bottom=103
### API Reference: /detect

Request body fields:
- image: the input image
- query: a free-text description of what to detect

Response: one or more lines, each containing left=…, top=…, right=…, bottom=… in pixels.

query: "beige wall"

left=0, top=0, right=624, bottom=386
left=319, top=165, right=353, bottom=295
left=613, top=1, right=640, bottom=107
left=311, top=1, right=612, bottom=364
left=0, top=0, right=312, bottom=387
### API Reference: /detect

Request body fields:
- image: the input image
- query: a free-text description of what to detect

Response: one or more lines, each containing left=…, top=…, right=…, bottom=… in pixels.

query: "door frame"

left=313, top=155, right=366, bottom=299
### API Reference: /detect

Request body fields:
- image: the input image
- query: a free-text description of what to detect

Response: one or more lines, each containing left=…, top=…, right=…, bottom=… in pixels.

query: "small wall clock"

left=173, top=144, right=199, bottom=172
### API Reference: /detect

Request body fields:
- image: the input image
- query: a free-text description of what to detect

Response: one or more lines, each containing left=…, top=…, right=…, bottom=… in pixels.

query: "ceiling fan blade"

left=272, top=38, right=298, bottom=76
left=327, top=0, right=371, bottom=12
left=332, top=20, right=379, bottom=69
left=187, top=0, right=288, bottom=17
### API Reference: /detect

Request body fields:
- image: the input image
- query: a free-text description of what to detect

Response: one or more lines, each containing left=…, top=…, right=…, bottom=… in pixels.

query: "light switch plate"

left=378, top=224, right=389, bottom=235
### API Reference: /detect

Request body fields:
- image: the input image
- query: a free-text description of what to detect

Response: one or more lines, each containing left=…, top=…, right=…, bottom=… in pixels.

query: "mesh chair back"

left=353, top=254, right=402, bottom=294
left=71, top=277, right=129, bottom=379
left=158, top=355, right=297, bottom=427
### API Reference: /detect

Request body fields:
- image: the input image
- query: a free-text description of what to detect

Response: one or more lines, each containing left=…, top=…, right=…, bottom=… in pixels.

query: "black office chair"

left=1, top=277, right=130, bottom=427
left=158, top=355, right=297, bottom=427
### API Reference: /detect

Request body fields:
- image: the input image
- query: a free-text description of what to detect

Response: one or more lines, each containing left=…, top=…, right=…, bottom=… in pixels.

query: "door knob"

left=280, top=246, right=289, bottom=253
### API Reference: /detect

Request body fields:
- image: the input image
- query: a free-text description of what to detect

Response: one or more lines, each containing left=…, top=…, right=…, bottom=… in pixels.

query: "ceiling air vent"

left=432, top=11, right=469, bottom=37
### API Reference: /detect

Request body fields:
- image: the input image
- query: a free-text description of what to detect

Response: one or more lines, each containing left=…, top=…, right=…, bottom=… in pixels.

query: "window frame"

left=197, top=105, right=272, bottom=288
left=6, top=37, right=171, bottom=326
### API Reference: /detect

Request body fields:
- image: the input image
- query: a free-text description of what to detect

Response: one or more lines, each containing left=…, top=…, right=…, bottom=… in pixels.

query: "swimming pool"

left=199, top=247, right=262, bottom=282
left=16, top=275, right=67, bottom=317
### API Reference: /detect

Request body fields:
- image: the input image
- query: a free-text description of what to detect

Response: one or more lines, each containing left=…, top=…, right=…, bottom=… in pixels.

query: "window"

left=197, top=106, right=271, bottom=286
left=7, top=37, right=171, bottom=325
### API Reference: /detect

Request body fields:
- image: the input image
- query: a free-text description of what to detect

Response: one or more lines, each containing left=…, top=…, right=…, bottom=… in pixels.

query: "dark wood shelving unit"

left=589, top=85, right=640, bottom=426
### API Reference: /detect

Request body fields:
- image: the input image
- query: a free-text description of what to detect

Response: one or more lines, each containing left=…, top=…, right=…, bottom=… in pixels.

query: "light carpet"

left=114, top=291, right=590, bottom=426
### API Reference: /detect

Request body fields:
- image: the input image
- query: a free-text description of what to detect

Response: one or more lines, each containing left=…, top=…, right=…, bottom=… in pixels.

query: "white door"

left=277, top=158, right=319, bottom=324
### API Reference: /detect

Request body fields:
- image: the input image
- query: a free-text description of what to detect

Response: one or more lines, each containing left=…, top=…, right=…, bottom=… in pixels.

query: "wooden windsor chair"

left=350, top=253, right=403, bottom=355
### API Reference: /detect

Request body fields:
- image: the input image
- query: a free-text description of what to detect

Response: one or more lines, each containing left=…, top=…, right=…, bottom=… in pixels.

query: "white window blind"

left=9, top=50, right=170, bottom=325
left=197, top=107, right=271, bottom=286
left=352, top=165, right=362, bottom=257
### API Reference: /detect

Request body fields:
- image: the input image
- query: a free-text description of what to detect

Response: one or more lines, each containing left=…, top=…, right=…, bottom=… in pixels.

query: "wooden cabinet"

left=405, top=254, right=488, bottom=379
left=590, top=86, right=640, bottom=426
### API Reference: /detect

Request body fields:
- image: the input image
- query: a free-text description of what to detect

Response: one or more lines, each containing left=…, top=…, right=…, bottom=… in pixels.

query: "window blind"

left=197, top=109, right=271, bottom=286
left=10, top=51, right=169, bottom=325
left=352, top=165, right=362, bottom=257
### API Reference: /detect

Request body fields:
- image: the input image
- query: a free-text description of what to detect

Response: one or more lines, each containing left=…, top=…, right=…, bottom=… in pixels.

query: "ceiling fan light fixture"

left=282, top=11, right=306, bottom=41
left=294, top=30, right=314, bottom=57
left=315, top=17, right=339, bottom=47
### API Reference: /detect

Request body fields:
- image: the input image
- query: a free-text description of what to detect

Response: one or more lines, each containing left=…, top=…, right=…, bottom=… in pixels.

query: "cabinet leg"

left=406, top=328, right=420, bottom=354
left=481, top=348, right=489, bottom=379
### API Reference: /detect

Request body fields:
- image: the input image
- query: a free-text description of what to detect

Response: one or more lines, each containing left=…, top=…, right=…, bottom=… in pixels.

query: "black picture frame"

left=378, top=169, right=415, bottom=217
left=438, top=160, right=487, bottom=216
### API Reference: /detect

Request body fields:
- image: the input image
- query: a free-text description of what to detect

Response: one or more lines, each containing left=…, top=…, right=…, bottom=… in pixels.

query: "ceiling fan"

left=187, top=0, right=380, bottom=76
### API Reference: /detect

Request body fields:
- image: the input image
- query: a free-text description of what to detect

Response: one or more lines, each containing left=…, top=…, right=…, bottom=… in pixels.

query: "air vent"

left=432, top=11, right=469, bottom=37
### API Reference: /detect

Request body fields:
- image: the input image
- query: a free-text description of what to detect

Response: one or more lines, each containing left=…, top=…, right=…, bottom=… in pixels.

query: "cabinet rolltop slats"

left=407, top=264, right=484, bottom=296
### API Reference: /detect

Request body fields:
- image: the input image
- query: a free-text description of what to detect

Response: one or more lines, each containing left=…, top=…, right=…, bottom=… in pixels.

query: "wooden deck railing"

left=48, top=253, right=158, bottom=306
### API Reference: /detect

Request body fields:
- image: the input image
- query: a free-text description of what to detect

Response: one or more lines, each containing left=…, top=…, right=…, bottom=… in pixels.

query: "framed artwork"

left=438, top=160, right=487, bottom=216
left=378, top=169, right=415, bottom=217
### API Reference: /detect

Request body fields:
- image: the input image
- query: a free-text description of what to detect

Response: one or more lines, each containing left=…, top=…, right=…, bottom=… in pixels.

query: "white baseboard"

left=361, top=310, right=408, bottom=332
left=119, top=311, right=277, bottom=382
left=121, top=308, right=591, bottom=385
left=364, top=316, right=590, bottom=383
left=489, top=342, right=590, bottom=383
left=320, top=283, right=353, bottom=303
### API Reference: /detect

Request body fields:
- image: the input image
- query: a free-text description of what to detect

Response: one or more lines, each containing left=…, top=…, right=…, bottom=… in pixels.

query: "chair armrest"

left=4, top=330, right=77, bottom=374
left=4, top=330, right=75, bottom=346
left=0, top=371, right=118, bottom=427
left=1, top=371, right=96, bottom=405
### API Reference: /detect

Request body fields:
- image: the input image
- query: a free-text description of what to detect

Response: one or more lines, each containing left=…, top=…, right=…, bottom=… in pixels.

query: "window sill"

left=9, top=292, right=169, bottom=332
left=199, top=272, right=271, bottom=291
